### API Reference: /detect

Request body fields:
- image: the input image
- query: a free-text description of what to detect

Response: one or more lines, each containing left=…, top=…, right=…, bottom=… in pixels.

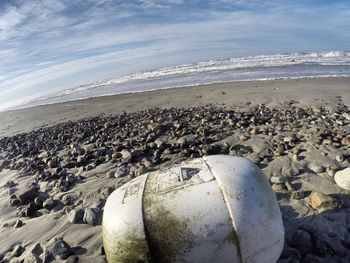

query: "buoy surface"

left=102, top=155, right=284, bottom=263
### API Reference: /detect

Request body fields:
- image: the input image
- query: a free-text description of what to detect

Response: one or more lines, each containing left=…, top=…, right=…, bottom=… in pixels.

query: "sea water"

left=15, top=51, right=350, bottom=109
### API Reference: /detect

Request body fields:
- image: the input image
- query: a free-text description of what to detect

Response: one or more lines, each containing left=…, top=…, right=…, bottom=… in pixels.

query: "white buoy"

left=103, top=155, right=284, bottom=263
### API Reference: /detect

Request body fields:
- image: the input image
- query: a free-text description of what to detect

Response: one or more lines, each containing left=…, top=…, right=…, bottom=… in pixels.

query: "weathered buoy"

left=102, top=155, right=284, bottom=262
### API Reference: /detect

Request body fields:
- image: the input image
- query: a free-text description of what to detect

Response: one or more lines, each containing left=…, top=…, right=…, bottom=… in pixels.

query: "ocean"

left=13, top=51, right=350, bottom=110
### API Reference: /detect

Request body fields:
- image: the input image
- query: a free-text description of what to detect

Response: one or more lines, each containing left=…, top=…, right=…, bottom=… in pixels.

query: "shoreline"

left=0, top=77, right=349, bottom=137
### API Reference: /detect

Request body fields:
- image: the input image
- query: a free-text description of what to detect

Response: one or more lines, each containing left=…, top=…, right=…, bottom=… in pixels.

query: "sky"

left=0, top=0, right=350, bottom=109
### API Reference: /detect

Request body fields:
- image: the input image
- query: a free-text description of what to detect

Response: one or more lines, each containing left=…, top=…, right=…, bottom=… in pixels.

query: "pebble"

left=270, top=176, right=288, bottom=184
left=308, top=163, right=325, bottom=174
left=289, top=229, right=313, bottom=256
left=309, top=191, right=339, bottom=211
left=11, top=244, right=25, bottom=257
left=25, top=243, right=43, bottom=263
left=105, top=171, right=115, bottom=179
left=43, top=198, right=56, bottom=210
left=83, top=208, right=102, bottom=225
left=154, top=138, right=165, bottom=148
left=6, top=180, right=16, bottom=188
left=147, top=122, right=161, bottom=132
left=50, top=238, right=73, bottom=260
left=61, top=194, right=75, bottom=206
left=115, top=166, right=128, bottom=178
left=14, top=219, right=23, bottom=228
left=335, top=154, right=345, bottom=162
left=68, top=209, right=84, bottom=224
left=17, top=187, right=38, bottom=204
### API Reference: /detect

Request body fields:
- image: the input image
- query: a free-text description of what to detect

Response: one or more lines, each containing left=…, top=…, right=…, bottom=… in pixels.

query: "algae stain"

left=144, top=206, right=194, bottom=263
left=103, top=227, right=151, bottom=263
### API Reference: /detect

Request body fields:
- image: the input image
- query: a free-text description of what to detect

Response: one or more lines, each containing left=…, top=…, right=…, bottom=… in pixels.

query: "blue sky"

left=0, top=0, right=349, bottom=109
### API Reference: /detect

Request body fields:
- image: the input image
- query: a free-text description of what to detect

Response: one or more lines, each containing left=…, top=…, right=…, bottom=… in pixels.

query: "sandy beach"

left=1, top=77, right=349, bottom=138
left=1, top=77, right=350, bottom=262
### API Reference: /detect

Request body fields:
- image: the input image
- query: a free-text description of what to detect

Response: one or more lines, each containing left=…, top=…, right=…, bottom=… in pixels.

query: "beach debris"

left=103, top=156, right=284, bottom=263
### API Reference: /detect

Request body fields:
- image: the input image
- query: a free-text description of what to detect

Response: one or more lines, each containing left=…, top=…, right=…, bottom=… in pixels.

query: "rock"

left=61, top=195, right=75, bottom=206
left=11, top=244, right=25, bottom=257
left=8, top=187, right=16, bottom=195
left=327, top=237, right=347, bottom=258
left=308, top=163, right=325, bottom=174
left=147, top=122, right=161, bottom=132
left=83, top=208, right=101, bottom=225
left=64, top=255, right=80, bottom=263
left=66, top=174, right=78, bottom=183
left=322, top=138, right=332, bottom=145
left=24, top=243, right=43, bottom=263
left=335, top=154, right=345, bottom=163
left=154, top=138, right=165, bottom=148
left=71, top=145, right=85, bottom=155
left=279, top=247, right=302, bottom=261
left=6, top=180, right=16, bottom=188
left=177, top=137, right=187, bottom=145
left=43, top=198, right=56, bottom=210
left=289, top=229, right=313, bottom=256
left=239, top=134, right=249, bottom=141
left=334, top=168, right=350, bottom=190
left=10, top=198, right=21, bottom=207
left=68, top=209, right=84, bottom=224
left=135, top=166, right=146, bottom=177
left=271, top=183, right=287, bottom=193
left=96, top=148, right=106, bottom=157
left=14, top=219, right=23, bottom=228
left=143, top=159, right=152, bottom=168
left=283, top=136, right=293, bottom=143
left=34, top=197, right=43, bottom=208
left=263, top=156, right=300, bottom=178
left=341, top=136, right=350, bottom=145
left=121, top=149, right=132, bottom=160
left=20, top=202, right=37, bottom=217
left=327, top=168, right=336, bottom=177
left=106, top=171, right=115, bottom=179
left=17, top=187, right=38, bottom=204
left=50, top=238, right=73, bottom=260
left=270, top=176, right=288, bottom=184
left=250, top=127, right=259, bottom=135
left=273, top=144, right=285, bottom=156
left=309, top=192, right=339, bottom=211
left=115, top=166, right=128, bottom=178
left=47, top=159, right=57, bottom=168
